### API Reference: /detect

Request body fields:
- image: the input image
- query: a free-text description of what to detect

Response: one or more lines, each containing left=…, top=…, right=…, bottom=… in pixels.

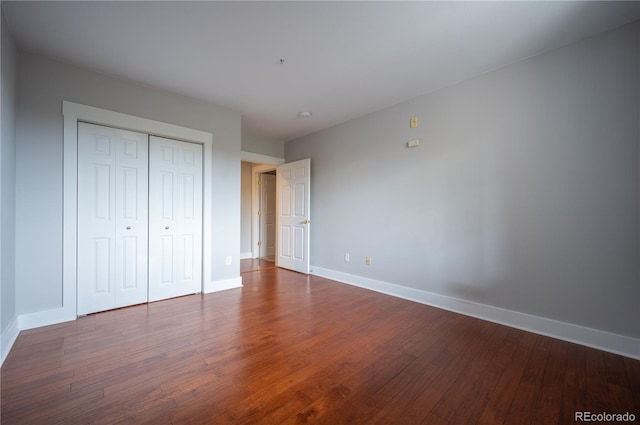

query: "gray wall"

left=15, top=51, right=242, bottom=315
left=1, top=13, right=17, bottom=333
left=242, top=128, right=285, bottom=158
left=286, top=22, right=640, bottom=338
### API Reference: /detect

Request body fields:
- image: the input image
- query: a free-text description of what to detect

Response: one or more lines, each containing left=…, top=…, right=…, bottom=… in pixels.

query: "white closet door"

left=77, top=123, right=149, bottom=315
left=149, top=136, right=203, bottom=302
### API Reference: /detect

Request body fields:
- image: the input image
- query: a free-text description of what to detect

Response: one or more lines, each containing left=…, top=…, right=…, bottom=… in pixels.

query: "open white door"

left=276, top=158, right=310, bottom=274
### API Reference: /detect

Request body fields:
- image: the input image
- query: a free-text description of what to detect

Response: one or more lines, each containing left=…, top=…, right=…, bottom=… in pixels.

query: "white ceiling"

left=4, top=1, right=640, bottom=142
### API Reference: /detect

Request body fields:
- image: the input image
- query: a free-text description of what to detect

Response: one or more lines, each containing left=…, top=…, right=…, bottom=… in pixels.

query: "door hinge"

left=257, top=241, right=262, bottom=247
left=258, top=179, right=262, bottom=185
left=258, top=210, right=262, bottom=216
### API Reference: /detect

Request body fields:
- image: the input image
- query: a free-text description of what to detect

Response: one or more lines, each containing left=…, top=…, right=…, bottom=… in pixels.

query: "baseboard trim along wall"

left=1, top=306, right=81, bottom=367
left=204, top=276, right=243, bottom=294
left=4, top=268, right=635, bottom=365
left=240, top=252, right=253, bottom=260
left=311, top=266, right=640, bottom=360
left=1, top=278, right=245, bottom=366
left=1, top=316, right=20, bottom=365
left=18, top=307, right=76, bottom=331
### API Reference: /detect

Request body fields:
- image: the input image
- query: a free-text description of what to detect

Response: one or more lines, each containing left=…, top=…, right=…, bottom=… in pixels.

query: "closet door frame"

left=61, top=101, right=213, bottom=321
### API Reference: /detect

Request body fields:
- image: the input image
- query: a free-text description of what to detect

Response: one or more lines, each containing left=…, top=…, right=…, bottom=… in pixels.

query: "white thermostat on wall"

left=407, top=139, right=420, bottom=148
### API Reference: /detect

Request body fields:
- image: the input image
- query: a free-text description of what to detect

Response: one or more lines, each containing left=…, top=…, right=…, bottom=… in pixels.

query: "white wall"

left=1, top=12, right=17, bottom=337
left=15, top=51, right=242, bottom=316
left=286, top=23, right=640, bottom=348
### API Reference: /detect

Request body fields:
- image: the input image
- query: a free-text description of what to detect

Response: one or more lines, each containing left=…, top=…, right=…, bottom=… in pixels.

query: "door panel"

left=121, top=237, right=138, bottom=288
left=114, top=128, right=149, bottom=308
left=294, top=227, right=305, bottom=260
left=149, top=136, right=203, bottom=302
left=182, top=235, right=194, bottom=279
left=264, top=175, right=276, bottom=258
left=259, top=173, right=276, bottom=258
left=281, top=185, right=291, bottom=216
left=78, top=123, right=148, bottom=315
left=92, top=238, right=111, bottom=294
left=280, top=226, right=291, bottom=258
left=122, top=167, right=139, bottom=219
left=294, top=183, right=306, bottom=216
left=93, top=164, right=111, bottom=219
left=160, top=236, right=173, bottom=284
left=276, top=159, right=310, bottom=274
left=160, top=172, right=173, bottom=219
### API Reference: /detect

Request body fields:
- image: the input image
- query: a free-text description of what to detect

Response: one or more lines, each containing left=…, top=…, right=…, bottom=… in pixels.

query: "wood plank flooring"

left=2, top=263, right=638, bottom=424
left=240, top=258, right=277, bottom=274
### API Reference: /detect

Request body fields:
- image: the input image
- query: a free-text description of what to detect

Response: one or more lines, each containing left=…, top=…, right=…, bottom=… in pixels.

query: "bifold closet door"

left=148, top=136, right=203, bottom=302
left=77, top=123, right=149, bottom=315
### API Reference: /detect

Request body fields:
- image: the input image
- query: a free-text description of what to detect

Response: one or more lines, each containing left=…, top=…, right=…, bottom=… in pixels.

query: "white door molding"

left=241, top=151, right=284, bottom=166
left=55, top=101, right=213, bottom=323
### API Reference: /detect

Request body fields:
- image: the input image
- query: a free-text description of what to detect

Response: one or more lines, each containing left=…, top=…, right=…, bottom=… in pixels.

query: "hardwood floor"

left=2, top=264, right=638, bottom=424
left=240, top=258, right=277, bottom=274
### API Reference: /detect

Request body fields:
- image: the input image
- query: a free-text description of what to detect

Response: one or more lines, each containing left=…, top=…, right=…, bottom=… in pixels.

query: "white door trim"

left=241, top=151, right=284, bottom=166
left=62, top=101, right=213, bottom=320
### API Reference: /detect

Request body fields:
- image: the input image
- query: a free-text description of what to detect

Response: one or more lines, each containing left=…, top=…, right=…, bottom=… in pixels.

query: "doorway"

left=240, top=156, right=311, bottom=275
left=257, top=169, right=276, bottom=262
left=249, top=160, right=311, bottom=273
left=241, top=160, right=278, bottom=274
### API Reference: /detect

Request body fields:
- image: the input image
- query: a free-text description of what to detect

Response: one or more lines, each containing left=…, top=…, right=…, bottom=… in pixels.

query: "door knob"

left=126, top=226, right=131, bottom=230
left=165, top=226, right=170, bottom=230
left=302, top=219, right=310, bottom=224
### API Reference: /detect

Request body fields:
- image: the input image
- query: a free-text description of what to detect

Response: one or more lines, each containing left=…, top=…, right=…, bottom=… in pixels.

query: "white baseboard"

left=240, top=252, right=253, bottom=260
left=5, top=269, right=636, bottom=364
left=204, top=276, right=243, bottom=294
left=1, top=315, right=20, bottom=366
left=1, top=307, right=76, bottom=367
left=18, top=307, right=75, bottom=331
left=311, top=266, right=640, bottom=360
left=1, top=279, right=243, bottom=367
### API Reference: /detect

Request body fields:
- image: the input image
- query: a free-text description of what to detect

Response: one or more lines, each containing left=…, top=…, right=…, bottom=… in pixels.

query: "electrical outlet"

left=225, top=256, right=232, bottom=265
left=365, top=256, right=371, bottom=265
left=407, top=139, right=420, bottom=148
left=345, top=253, right=350, bottom=262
